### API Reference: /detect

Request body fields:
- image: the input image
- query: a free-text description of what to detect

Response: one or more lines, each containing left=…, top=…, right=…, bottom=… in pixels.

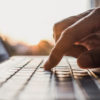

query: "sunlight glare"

left=0, top=0, right=90, bottom=45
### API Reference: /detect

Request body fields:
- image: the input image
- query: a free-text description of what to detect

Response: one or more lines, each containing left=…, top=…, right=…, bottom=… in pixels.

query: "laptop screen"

left=0, top=38, right=9, bottom=62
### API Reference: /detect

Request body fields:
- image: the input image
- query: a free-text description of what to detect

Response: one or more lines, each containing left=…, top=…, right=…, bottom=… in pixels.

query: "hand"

left=53, top=9, right=93, bottom=57
left=43, top=8, right=100, bottom=70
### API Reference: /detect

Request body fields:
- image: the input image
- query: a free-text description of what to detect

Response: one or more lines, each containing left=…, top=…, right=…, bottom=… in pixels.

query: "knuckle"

left=53, top=23, right=59, bottom=32
left=93, top=7, right=100, bottom=15
left=95, top=7, right=100, bottom=12
left=53, top=23, right=60, bottom=41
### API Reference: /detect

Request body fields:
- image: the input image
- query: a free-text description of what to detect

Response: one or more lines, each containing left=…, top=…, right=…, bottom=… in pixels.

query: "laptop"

left=0, top=38, right=100, bottom=100
left=0, top=37, right=9, bottom=62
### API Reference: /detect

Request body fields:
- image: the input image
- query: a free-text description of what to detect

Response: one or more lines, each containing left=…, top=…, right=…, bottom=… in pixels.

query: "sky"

left=0, top=0, right=90, bottom=45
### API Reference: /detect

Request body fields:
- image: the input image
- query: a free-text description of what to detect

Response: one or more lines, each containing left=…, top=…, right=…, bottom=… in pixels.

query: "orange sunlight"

left=0, top=0, right=90, bottom=45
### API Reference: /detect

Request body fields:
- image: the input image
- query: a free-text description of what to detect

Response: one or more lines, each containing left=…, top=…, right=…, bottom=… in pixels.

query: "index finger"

left=44, top=31, right=74, bottom=70
left=44, top=8, right=100, bottom=70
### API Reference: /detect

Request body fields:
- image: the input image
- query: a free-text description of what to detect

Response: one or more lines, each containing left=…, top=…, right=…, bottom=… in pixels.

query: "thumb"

left=77, top=47, right=100, bottom=69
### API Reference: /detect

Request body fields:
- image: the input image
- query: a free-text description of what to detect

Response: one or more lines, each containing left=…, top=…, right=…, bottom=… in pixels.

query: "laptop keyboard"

left=0, top=56, right=100, bottom=100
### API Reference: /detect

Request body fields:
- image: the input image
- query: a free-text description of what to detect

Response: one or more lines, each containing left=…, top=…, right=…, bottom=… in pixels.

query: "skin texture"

left=43, top=8, right=100, bottom=70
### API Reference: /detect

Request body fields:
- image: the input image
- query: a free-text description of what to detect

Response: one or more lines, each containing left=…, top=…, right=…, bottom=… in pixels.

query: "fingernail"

left=77, top=53, right=94, bottom=68
left=43, top=61, right=51, bottom=70
left=44, top=65, right=50, bottom=70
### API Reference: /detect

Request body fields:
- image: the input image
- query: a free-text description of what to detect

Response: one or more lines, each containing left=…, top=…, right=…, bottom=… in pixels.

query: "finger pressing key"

left=44, top=8, right=100, bottom=70
left=44, top=31, right=75, bottom=70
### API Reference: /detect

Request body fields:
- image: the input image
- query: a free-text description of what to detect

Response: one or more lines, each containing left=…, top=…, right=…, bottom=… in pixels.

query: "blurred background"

left=0, top=0, right=98, bottom=56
